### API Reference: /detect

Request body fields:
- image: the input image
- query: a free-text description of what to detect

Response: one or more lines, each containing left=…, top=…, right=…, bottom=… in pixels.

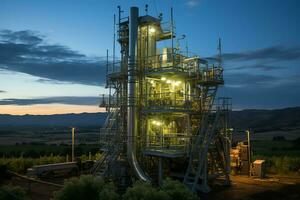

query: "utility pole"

left=72, top=127, right=75, bottom=162
left=246, top=130, right=251, bottom=176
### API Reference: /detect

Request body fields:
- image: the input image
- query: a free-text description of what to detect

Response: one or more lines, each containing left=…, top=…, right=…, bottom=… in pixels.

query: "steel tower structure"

left=92, top=6, right=232, bottom=193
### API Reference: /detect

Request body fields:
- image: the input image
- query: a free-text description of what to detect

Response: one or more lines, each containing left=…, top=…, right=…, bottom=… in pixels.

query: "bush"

left=0, top=185, right=26, bottom=200
left=123, top=179, right=198, bottom=200
left=272, top=156, right=300, bottom=174
left=53, top=175, right=118, bottom=200
left=123, top=181, right=170, bottom=200
left=0, top=156, right=66, bottom=174
left=161, top=179, right=198, bottom=200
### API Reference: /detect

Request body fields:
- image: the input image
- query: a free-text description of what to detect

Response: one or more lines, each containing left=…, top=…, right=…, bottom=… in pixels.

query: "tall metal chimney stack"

left=127, top=6, right=149, bottom=182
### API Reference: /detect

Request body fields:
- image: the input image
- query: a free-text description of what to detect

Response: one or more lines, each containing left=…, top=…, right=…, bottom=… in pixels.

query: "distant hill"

left=0, top=107, right=299, bottom=131
left=0, top=112, right=107, bottom=128
left=231, top=107, right=300, bottom=132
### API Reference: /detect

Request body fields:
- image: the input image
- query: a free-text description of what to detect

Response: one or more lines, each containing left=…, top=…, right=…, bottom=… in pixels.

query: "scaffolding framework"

left=92, top=6, right=232, bottom=193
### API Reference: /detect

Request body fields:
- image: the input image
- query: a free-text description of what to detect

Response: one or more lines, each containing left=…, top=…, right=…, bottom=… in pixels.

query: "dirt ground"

left=2, top=175, right=300, bottom=200
left=202, top=175, right=300, bottom=200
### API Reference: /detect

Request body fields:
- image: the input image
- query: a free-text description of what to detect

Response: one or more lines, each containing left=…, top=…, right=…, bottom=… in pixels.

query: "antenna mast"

left=113, top=14, right=116, bottom=72
left=218, top=38, right=222, bottom=66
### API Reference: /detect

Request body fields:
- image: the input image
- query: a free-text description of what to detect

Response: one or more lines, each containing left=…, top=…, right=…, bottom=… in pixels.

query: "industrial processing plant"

left=1, top=2, right=300, bottom=200
left=93, top=6, right=232, bottom=192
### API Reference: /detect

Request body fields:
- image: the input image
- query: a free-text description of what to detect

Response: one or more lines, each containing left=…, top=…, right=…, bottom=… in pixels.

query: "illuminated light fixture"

left=156, top=121, right=162, bottom=126
left=174, top=80, right=182, bottom=86
left=152, top=120, right=162, bottom=126
left=152, top=120, right=157, bottom=125
left=161, top=77, right=166, bottom=81
left=150, top=80, right=154, bottom=84
left=166, top=79, right=172, bottom=84
left=149, top=27, right=156, bottom=33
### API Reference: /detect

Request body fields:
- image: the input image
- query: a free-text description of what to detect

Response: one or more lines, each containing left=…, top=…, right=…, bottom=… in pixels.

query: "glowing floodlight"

left=155, top=121, right=162, bottom=126
left=161, top=77, right=166, bottom=81
left=149, top=27, right=156, bottom=33
left=174, top=80, right=182, bottom=86
left=152, top=120, right=162, bottom=126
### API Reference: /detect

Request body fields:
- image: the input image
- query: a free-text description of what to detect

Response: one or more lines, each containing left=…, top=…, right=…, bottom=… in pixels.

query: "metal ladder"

left=184, top=110, right=221, bottom=192
left=183, top=85, right=219, bottom=192
left=92, top=91, right=121, bottom=177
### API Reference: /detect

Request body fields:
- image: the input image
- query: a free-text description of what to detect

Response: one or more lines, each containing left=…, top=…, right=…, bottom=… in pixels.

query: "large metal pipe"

left=127, top=6, right=149, bottom=182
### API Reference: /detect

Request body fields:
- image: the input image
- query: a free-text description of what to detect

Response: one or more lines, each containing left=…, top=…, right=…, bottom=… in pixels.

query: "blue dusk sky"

left=0, top=0, right=299, bottom=114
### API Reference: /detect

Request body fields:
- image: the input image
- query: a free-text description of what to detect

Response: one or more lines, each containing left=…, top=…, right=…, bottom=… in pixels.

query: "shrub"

left=123, top=181, right=170, bottom=200
left=123, top=179, right=198, bottom=200
left=0, top=156, right=66, bottom=174
left=0, top=185, right=26, bottom=200
left=53, top=175, right=118, bottom=200
left=161, top=179, right=198, bottom=200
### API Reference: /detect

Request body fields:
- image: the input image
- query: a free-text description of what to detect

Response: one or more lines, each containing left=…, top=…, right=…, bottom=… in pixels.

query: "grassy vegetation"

left=252, top=138, right=300, bottom=175
left=252, top=140, right=300, bottom=157
left=0, top=137, right=299, bottom=175
left=0, top=153, right=102, bottom=174
left=53, top=175, right=118, bottom=200
left=0, top=156, right=66, bottom=173
left=54, top=176, right=197, bottom=200
left=0, top=143, right=100, bottom=158
left=0, top=185, right=26, bottom=200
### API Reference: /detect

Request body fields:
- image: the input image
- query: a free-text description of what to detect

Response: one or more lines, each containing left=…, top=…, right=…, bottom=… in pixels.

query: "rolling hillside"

left=0, top=107, right=299, bottom=132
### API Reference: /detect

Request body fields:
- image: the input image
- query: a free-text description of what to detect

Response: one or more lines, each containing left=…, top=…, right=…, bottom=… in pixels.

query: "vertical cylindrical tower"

left=127, top=6, right=149, bottom=182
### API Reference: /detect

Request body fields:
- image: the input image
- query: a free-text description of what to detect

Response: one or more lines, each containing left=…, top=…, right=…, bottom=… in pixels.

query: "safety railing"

left=106, top=61, right=122, bottom=75
left=143, top=92, right=199, bottom=111
left=117, top=16, right=129, bottom=41
left=215, top=97, right=232, bottom=112
left=99, top=94, right=123, bottom=108
left=99, top=128, right=119, bottom=149
left=143, top=53, right=199, bottom=74
left=145, top=133, right=191, bottom=152
left=160, top=21, right=173, bottom=33
left=198, top=67, right=223, bottom=83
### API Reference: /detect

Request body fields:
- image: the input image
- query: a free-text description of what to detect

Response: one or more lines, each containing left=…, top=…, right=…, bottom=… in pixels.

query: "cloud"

left=230, top=64, right=283, bottom=71
left=0, top=96, right=100, bottom=106
left=218, top=45, right=300, bottom=108
left=222, top=46, right=300, bottom=62
left=221, top=71, right=300, bottom=108
left=0, top=90, right=6, bottom=93
left=225, top=73, right=280, bottom=88
left=185, top=0, right=200, bottom=8
left=0, top=30, right=43, bottom=45
left=221, top=80, right=300, bottom=109
left=0, top=29, right=108, bottom=86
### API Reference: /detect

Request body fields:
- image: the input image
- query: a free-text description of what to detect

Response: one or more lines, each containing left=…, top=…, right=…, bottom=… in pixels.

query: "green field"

left=252, top=139, right=300, bottom=175
left=0, top=143, right=100, bottom=158
left=252, top=139, right=300, bottom=157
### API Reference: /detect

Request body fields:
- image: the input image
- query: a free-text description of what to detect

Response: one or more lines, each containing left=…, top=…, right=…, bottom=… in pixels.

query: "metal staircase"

left=91, top=92, right=122, bottom=177
left=183, top=84, right=220, bottom=192
left=184, top=109, right=221, bottom=192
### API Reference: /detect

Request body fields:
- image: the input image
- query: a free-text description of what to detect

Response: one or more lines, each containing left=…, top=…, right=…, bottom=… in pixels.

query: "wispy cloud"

left=0, top=96, right=99, bottom=106
left=222, top=46, right=300, bottom=62
left=0, top=29, right=108, bottom=86
left=225, top=73, right=277, bottom=87
left=185, top=0, right=200, bottom=8
left=230, top=64, right=284, bottom=71
left=218, top=45, right=300, bottom=108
